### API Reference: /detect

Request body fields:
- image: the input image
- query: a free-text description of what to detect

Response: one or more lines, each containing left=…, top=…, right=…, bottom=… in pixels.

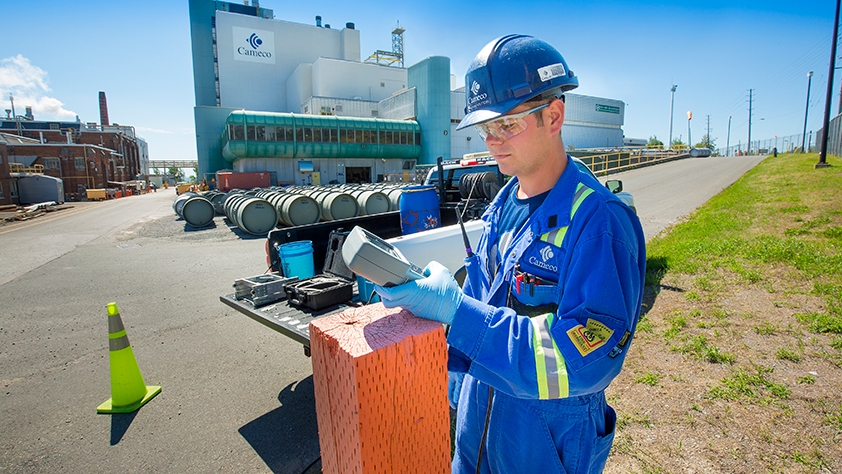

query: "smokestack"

left=99, top=91, right=109, bottom=127
left=316, top=15, right=322, bottom=27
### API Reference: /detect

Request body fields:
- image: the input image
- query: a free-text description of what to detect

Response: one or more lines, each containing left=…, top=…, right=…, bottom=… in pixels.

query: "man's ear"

left=548, top=99, right=565, bottom=135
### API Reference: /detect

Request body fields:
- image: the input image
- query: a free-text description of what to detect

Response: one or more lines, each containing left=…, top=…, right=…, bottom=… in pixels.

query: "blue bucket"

left=278, top=240, right=315, bottom=279
left=356, top=275, right=381, bottom=303
left=399, top=185, right=440, bottom=235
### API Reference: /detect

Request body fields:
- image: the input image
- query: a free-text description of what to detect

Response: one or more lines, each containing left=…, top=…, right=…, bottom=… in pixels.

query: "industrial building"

left=189, top=0, right=626, bottom=185
left=0, top=95, right=149, bottom=205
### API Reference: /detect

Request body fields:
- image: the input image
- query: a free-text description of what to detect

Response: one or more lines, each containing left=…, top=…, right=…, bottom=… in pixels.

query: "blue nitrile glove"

left=374, top=261, right=463, bottom=325
left=448, top=372, right=464, bottom=410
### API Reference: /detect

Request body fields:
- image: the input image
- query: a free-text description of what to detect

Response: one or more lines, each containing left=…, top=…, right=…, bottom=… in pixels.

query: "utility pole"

left=818, top=0, right=840, bottom=167
left=803, top=71, right=813, bottom=153
left=669, top=84, right=678, bottom=150
left=706, top=114, right=711, bottom=148
left=726, top=115, right=732, bottom=156
left=747, top=89, right=753, bottom=155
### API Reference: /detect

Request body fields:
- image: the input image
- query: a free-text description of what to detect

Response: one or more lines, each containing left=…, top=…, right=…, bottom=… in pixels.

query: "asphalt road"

left=0, top=154, right=766, bottom=473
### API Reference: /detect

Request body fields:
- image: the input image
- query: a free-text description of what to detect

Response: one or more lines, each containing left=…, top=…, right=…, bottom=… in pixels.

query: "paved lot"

left=1, top=188, right=322, bottom=473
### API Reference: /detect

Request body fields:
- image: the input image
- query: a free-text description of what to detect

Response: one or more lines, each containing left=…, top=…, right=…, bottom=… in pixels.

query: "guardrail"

left=573, top=149, right=688, bottom=176
left=9, top=163, right=44, bottom=175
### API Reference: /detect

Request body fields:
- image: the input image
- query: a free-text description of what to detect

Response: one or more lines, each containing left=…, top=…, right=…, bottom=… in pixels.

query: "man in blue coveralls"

left=376, top=35, right=646, bottom=473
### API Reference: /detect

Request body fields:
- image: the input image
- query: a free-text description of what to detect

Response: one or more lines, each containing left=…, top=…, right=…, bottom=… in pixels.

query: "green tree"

left=646, top=136, right=664, bottom=149
left=168, top=167, right=184, bottom=182
left=694, top=134, right=716, bottom=150
left=671, top=138, right=687, bottom=150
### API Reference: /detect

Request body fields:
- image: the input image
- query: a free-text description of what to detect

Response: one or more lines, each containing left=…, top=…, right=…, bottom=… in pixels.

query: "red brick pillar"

left=310, top=303, right=450, bottom=474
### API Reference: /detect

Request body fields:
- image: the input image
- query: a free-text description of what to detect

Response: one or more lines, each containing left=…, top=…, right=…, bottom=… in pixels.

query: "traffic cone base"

left=97, top=385, right=161, bottom=414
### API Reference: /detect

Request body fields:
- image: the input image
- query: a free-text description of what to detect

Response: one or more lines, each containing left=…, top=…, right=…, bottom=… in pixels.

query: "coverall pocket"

left=588, top=404, right=617, bottom=473
left=508, top=273, right=560, bottom=318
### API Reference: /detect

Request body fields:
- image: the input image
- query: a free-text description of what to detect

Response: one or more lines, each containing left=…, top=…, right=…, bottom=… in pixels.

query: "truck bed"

left=219, top=290, right=367, bottom=356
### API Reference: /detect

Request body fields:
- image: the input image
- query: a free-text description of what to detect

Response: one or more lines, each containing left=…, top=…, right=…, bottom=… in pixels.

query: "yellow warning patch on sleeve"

left=566, top=318, right=615, bottom=357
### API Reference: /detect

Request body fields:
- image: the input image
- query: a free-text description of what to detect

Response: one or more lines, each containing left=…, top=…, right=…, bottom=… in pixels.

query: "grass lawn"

left=606, top=153, right=842, bottom=474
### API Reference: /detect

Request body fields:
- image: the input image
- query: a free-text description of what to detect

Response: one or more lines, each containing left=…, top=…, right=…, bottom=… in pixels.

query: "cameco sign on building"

left=233, top=26, right=275, bottom=64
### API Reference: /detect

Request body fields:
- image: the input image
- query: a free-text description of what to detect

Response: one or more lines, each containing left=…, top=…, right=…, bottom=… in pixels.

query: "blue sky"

left=1, top=0, right=837, bottom=163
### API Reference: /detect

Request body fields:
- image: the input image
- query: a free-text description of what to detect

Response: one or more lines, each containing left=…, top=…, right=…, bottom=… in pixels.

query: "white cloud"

left=0, top=54, right=76, bottom=120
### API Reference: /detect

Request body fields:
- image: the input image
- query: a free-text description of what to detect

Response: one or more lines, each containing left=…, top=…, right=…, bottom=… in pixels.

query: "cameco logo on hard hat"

left=468, top=80, right=489, bottom=109
left=233, top=26, right=275, bottom=65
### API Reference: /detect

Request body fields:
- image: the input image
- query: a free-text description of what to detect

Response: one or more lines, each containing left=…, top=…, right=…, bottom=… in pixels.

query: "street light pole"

left=726, top=116, right=732, bottom=156
left=687, top=110, right=692, bottom=149
left=669, top=84, right=677, bottom=150
left=802, top=71, right=813, bottom=153
left=818, top=0, right=840, bottom=167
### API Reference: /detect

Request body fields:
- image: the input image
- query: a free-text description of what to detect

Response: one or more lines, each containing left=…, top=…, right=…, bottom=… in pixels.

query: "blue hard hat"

left=457, top=35, right=578, bottom=130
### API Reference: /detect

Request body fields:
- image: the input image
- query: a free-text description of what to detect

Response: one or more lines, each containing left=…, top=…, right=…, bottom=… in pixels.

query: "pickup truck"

left=220, top=153, right=634, bottom=355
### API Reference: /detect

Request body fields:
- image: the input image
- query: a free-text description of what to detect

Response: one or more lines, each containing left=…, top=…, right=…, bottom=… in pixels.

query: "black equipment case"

left=284, top=231, right=355, bottom=310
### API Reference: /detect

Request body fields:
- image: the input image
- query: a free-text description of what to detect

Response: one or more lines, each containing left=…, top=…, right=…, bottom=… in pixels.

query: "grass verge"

left=607, top=153, right=842, bottom=474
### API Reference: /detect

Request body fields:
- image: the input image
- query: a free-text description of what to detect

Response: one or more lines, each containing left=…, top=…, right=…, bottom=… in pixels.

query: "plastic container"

left=279, top=240, right=315, bottom=279
left=399, top=185, right=441, bottom=235
left=356, top=276, right=380, bottom=303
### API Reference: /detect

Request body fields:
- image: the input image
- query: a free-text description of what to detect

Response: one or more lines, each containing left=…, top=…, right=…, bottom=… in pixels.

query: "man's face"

left=483, top=99, right=562, bottom=178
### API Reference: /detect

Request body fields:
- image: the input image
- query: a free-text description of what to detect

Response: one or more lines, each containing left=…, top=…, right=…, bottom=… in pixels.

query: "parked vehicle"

left=220, top=151, right=636, bottom=354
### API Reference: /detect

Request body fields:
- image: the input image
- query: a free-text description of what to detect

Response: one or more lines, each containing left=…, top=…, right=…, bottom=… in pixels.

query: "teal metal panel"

left=408, top=56, right=451, bottom=165
left=222, top=111, right=421, bottom=161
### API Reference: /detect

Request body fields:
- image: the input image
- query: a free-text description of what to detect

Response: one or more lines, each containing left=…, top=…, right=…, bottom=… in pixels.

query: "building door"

left=346, top=167, right=371, bottom=184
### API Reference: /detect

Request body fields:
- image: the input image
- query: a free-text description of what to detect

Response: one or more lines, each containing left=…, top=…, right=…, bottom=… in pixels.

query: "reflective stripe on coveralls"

left=530, top=312, right=568, bottom=399
left=531, top=181, right=594, bottom=399
left=539, top=182, right=594, bottom=247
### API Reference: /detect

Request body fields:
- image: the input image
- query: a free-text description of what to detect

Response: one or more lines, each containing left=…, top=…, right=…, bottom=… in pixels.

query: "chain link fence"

left=715, top=113, right=842, bottom=157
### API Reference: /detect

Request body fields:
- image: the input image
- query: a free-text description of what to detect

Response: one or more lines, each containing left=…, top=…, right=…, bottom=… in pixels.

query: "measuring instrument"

left=341, top=226, right=425, bottom=287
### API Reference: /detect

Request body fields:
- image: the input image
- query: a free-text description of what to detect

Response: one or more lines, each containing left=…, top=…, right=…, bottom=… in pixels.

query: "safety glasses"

left=475, top=103, right=550, bottom=141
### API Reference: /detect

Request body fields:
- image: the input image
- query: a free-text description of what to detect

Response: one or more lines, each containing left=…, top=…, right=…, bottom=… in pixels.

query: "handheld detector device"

left=341, top=226, right=425, bottom=287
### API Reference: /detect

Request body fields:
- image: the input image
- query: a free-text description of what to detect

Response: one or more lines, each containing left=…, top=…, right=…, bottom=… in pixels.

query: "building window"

left=354, top=130, right=363, bottom=143
left=363, top=131, right=372, bottom=144
left=231, top=124, right=244, bottom=140
left=0, top=182, right=4, bottom=199
left=328, top=129, right=337, bottom=143
left=264, top=125, right=275, bottom=141
left=380, top=131, right=392, bottom=144
left=296, top=128, right=304, bottom=142
left=247, top=125, right=258, bottom=140
left=320, top=106, right=332, bottom=115
left=44, top=158, right=60, bottom=171
left=75, top=157, right=86, bottom=171
left=255, top=126, right=266, bottom=141
left=335, top=104, right=343, bottom=112
left=303, top=128, right=313, bottom=142
left=49, top=123, right=59, bottom=130
left=371, top=110, right=379, bottom=117
left=10, top=181, right=18, bottom=198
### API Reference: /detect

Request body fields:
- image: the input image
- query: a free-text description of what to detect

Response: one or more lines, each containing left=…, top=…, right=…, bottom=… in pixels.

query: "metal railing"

left=572, top=148, right=687, bottom=176
left=9, top=163, right=44, bottom=175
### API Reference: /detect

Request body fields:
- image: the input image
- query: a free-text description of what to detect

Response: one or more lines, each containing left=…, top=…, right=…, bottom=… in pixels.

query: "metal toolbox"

left=233, top=273, right=298, bottom=307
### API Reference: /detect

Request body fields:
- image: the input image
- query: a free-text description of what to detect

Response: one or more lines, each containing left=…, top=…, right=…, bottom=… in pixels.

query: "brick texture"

left=310, top=303, right=450, bottom=474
